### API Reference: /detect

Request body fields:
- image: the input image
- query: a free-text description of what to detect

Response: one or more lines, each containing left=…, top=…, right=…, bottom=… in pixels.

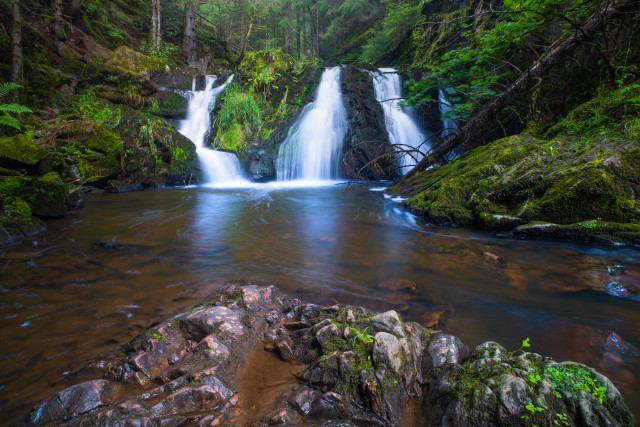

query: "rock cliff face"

left=340, top=67, right=394, bottom=181
left=19, top=285, right=635, bottom=426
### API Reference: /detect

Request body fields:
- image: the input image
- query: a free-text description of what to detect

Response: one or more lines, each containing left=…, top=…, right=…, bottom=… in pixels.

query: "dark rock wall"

left=340, top=67, right=394, bottom=181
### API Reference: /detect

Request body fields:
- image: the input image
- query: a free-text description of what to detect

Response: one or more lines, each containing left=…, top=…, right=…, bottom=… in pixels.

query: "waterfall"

left=276, top=67, right=348, bottom=182
left=178, top=75, right=249, bottom=187
left=439, top=88, right=459, bottom=140
left=371, top=68, right=428, bottom=175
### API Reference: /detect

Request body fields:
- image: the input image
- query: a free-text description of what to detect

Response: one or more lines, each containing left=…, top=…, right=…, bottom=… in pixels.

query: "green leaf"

left=522, top=337, right=531, bottom=348
left=0, top=82, right=21, bottom=98
left=0, top=115, right=21, bottom=129
left=0, top=104, right=33, bottom=114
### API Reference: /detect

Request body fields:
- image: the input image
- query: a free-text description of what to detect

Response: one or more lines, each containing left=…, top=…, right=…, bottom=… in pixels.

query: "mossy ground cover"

left=392, top=81, right=640, bottom=245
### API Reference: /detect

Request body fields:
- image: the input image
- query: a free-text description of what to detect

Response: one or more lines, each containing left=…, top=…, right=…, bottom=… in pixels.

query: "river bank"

left=14, top=283, right=635, bottom=425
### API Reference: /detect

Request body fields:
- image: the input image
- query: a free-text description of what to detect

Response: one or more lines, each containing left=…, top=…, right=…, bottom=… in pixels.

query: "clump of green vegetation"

left=0, top=83, right=32, bottom=130
left=63, top=93, right=121, bottom=127
left=214, top=84, right=261, bottom=152
left=241, top=50, right=298, bottom=101
left=545, top=364, right=608, bottom=404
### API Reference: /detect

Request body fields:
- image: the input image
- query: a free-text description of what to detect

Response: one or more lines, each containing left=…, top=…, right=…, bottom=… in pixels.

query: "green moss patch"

left=392, top=81, right=640, bottom=245
left=0, top=131, right=47, bottom=168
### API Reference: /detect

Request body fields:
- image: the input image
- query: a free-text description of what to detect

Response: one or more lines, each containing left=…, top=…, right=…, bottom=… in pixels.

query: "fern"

left=0, top=82, right=32, bottom=130
left=0, top=116, right=21, bottom=130
left=0, top=82, right=21, bottom=98
left=0, top=104, right=32, bottom=114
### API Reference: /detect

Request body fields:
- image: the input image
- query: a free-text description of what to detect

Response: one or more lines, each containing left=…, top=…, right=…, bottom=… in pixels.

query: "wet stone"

left=150, top=385, right=223, bottom=416
left=373, top=332, right=405, bottom=374
left=288, top=386, right=323, bottom=416
left=316, top=324, right=339, bottom=348
left=423, top=333, right=469, bottom=371
left=369, top=310, right=405, bottom=338
left=181, top=306, right=245, bottom=340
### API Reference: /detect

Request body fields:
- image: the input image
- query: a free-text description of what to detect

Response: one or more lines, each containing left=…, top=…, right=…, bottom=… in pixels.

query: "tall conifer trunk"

left=11, top=0, right=22, bottom=93
left=183, top=0, right=196, bottom=63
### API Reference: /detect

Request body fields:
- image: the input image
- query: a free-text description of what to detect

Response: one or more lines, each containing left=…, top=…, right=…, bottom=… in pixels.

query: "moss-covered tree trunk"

left=399, top=0, right=635, bottom=183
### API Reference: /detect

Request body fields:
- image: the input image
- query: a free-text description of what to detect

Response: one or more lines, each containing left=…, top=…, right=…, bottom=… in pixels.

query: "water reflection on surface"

left=0, top=184, right=639, bottom=420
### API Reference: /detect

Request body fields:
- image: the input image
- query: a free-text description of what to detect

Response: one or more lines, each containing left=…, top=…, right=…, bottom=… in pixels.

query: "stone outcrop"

left=18, top=285, right=634, bottom=426
left=340, top=67, right=394, bottom=181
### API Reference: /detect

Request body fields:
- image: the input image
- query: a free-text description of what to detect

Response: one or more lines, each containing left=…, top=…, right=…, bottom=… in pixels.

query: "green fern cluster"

left=0, top=82, right=32, bottom=130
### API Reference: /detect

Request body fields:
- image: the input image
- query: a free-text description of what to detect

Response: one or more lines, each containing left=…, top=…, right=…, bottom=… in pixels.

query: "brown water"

left=1, top=184, right=639, bottom=421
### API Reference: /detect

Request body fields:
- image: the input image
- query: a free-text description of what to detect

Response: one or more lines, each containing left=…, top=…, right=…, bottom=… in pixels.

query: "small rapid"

left=371, top=68, right=429, bottom=174
left=178, top=75, right=250, bottom=187
left=276, top=67, right=348, bottom=182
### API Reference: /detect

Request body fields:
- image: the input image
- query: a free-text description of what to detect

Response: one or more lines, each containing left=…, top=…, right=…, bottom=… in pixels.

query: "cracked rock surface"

left=16, top=285, right=635, bottom=426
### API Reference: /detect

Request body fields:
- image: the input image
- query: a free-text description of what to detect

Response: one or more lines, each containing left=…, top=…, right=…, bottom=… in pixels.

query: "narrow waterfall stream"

left=439, top=88, right=459, bottom=140
left=371, top=68, right=429, bottom=174
left=276, top=67, right=348, bottom=182
left=178, top=75, right=250, bottom=187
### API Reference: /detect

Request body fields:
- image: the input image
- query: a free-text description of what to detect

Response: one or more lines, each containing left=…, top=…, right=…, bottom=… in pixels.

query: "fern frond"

left=0, top=104, right=33, bottom=114
left=0, top=116, right=21, bottom=129
left=0, top=82, right=21, bottom=98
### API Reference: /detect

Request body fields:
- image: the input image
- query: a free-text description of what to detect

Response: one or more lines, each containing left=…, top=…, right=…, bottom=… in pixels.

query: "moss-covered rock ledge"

left=391, top=82, right=640, bottom=246
left=15, top=285, right=634, bottom=426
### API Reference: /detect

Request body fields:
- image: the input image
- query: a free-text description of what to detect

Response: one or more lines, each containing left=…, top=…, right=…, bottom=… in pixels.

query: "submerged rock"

left=18, top=285, right=635, bottom=426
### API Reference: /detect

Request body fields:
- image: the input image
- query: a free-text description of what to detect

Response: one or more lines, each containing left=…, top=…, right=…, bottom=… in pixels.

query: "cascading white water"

left=178, top=75, right=249, bottom=186
left=371, top=68, right=429, bottom=175
left=439, top=88, right=458, bottom=140
left=277, top=67, right=348, bottom=182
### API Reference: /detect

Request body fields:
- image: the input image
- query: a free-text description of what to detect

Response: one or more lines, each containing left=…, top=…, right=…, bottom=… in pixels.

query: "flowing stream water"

left=371, top=68, right=430, bottom=174
left=178, top=75, right=250, bottom=187
left=0, top=187, right=639, bottom=420
left=276, top=67, right=348, bottom=182
left=1, top=69, right=639, bottom=421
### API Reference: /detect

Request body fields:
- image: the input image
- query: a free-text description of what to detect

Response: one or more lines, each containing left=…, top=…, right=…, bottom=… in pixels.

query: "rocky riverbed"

left=15, top=284, right=635, bottom=426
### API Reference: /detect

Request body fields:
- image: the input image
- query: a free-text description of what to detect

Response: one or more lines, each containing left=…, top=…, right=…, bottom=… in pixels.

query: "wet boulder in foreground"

left=19, top=285, right=635, bottom=426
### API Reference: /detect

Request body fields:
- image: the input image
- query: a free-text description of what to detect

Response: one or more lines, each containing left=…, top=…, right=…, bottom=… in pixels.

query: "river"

left=1, top=184, right=639, bottom=421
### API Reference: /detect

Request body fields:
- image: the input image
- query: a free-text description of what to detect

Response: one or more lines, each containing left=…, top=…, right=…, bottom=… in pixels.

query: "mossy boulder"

left=0, top=131, right=47, bottom=170
left=423, top=341, right=634, bottom=426
left=0, top=196, right=46, bottom=245
left=106, top=46, right=163, bottom=76
left=392, top=81, right=640, bottom=245
left=393, top=135, right=640, bottom=244
left=0, top=175, right=68, bottom=218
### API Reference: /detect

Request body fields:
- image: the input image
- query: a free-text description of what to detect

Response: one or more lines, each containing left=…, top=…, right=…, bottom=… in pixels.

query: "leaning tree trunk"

left=11, top=0, right=22, bottom=95
left=183, top=0, right=196, bottom=63
left=399, top=0, right=634, bottom=183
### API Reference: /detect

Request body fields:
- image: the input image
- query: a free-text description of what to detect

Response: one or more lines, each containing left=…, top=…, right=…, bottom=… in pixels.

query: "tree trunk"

left=227, top=1, right=234, bottom=49
left=151, top=0, right=161, bottom=49
left=286, top=1, right=293, bottom=56
left=53, top=0, right=66, bottom=41
left=239, top=0, right=246, bottom=49
left=237, top=0, right=259, bottom=64
left=315, top=8, right=320, bottom=57
left=11, top=0, right=22, bottom=93
left=399, top=0, right=633, bottom=183
left=65, top=0, right=82, bottom=17
left=296, top=5, right=301, bottom=58
left=183, top=0, right=196, bottom=63
left=302, top=6, right=307, bottom=56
